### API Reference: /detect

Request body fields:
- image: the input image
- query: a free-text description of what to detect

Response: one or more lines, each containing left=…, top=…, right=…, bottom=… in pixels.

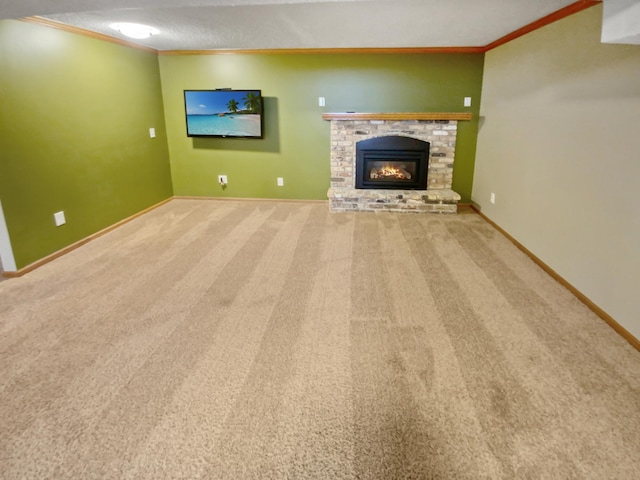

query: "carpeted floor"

left=1, top=199, right=639, bottom=479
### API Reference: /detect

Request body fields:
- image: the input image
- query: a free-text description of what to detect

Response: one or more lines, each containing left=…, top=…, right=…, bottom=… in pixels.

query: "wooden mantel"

left=321, top=112, right=472, bottom=121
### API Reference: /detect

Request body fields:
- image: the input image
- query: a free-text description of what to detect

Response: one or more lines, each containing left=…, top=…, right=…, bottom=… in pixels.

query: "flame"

left=370, top=163, right=412, bottom=180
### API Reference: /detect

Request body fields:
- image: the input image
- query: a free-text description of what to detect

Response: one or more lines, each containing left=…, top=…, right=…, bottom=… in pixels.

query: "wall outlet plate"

left=218, top=175, right=228, bottom=185
left=54, top=211, right=66, bottom=226
left=277, top=177, right=284, bottom=186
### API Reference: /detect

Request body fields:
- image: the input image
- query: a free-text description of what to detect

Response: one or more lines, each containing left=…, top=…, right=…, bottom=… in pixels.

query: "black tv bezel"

left=183, top=89, right=264, bottom=139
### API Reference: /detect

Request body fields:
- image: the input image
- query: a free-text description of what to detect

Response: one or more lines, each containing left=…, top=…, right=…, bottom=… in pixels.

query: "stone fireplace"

left=323, top=112, right=470, bottom=213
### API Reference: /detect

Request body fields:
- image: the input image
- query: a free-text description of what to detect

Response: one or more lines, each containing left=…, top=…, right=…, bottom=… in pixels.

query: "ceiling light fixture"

left=109, top=23, right=159, bottom=40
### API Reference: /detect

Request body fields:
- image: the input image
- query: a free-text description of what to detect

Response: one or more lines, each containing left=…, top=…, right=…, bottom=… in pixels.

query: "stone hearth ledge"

left=328, top=187, right=461, bottom=214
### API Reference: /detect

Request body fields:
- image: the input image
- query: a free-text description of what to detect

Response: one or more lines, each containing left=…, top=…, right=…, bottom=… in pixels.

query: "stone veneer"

left=327, top=118, right=461, bottom=213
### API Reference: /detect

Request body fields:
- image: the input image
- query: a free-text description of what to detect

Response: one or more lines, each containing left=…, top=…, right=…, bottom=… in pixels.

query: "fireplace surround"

left=323, top=112, right=470, bottom=213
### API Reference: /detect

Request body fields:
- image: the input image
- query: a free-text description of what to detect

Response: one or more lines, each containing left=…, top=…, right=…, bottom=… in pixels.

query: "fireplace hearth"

left=355, top=136, right=429, bottom=190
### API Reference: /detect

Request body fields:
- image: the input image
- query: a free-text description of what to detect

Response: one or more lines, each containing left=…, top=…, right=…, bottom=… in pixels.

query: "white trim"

left=0, top=199, right=17, bottom=272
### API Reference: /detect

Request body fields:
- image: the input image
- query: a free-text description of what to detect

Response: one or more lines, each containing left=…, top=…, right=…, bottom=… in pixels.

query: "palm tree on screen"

left=227, top=99, right=239, bottom=113
left=243, top=92, right=261, bottom=114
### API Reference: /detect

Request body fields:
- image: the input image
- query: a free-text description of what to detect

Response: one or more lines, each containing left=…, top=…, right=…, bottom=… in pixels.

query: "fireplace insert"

left=355, top=136, right=429, bottom=190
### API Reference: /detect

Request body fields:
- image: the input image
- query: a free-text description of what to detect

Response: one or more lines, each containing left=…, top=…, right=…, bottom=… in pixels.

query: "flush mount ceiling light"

left=109, top=22, right=159, bottom=40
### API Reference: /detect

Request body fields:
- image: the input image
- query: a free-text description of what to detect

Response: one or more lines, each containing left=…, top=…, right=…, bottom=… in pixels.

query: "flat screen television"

left=184, top=89, right=264, bottom=138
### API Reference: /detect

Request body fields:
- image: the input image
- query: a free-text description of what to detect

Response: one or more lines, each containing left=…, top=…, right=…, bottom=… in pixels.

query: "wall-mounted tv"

left=184, top=89, right=264, bottom=138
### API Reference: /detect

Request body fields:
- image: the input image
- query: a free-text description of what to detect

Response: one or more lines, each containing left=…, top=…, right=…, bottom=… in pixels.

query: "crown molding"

left=21, top=17, right=159, bottom=54
left=20, top=1, right=602, bottom=56
left=484, top=0, right=602, bottom=51
left=159, top=46, right=485, bottom=56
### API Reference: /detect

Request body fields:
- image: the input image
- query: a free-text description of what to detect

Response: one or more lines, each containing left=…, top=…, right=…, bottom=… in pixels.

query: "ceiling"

left=0, top=0, right=589, bottom=51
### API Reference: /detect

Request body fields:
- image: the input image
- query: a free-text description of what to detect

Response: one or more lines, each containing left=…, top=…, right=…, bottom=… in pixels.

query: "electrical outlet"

left=490, top=192, right=496, bottom=204
left=318, top=97, right=325, bottom=107
left=54, top=211, right=66, bottom=226
left=149, top=127, right=156, bottom=138
left=464, top=97, right=472, bottom=107
left=277, top=177, right=284, bottom=187
left=218, top=175, right=228, bottom=185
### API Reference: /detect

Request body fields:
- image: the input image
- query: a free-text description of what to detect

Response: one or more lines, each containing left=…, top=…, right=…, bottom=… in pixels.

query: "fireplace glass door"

left=355, top=136, right=429, bottom=190
left=362, top=155, right=420, bottom=188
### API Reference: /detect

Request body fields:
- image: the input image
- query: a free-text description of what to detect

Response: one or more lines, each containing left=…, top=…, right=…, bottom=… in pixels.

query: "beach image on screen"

left=185, top=90, right=262, bottom=137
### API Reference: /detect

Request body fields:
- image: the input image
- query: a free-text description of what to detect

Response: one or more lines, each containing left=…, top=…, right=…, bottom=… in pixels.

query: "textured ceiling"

left=1, top=0, right=585, bottom=51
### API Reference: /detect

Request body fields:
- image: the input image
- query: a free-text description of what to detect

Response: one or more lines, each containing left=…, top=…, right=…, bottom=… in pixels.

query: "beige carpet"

left=1, top=199, right=639, bottom=479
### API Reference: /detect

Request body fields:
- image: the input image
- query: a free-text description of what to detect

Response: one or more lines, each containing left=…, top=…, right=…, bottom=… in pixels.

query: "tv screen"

left=184, top=89, right=264, bottom=138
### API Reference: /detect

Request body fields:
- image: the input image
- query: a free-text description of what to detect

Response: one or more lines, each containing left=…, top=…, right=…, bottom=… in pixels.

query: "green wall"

left=159, top=53, right=484, bottom=202
left=0, top=20, right=173, bottom=269
left=1, top=19, right=484, bottom=271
